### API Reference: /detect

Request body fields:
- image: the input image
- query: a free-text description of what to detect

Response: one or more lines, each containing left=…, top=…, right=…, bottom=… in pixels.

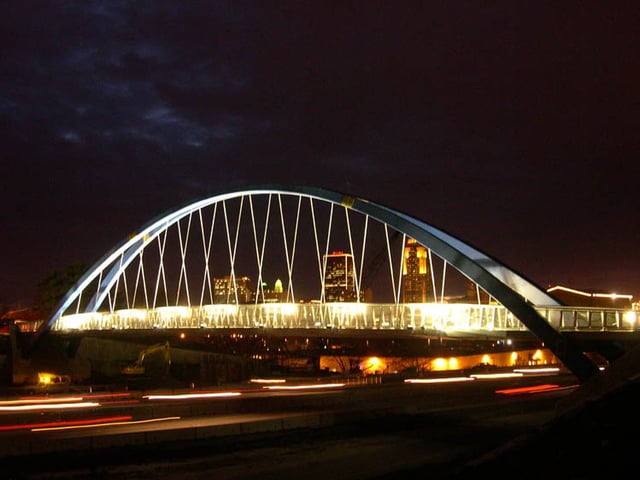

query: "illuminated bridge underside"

left=45, top=185, right=612, bottom=381
left=54, top=304, right=635, bottom=335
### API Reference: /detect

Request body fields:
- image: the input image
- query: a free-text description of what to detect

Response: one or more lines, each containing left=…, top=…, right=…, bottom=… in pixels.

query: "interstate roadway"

left=0, top=371, right=584, bottom=479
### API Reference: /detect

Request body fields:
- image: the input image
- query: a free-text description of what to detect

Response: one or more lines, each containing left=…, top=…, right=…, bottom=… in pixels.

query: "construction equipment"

left=122, top=341, right=171, bottom=375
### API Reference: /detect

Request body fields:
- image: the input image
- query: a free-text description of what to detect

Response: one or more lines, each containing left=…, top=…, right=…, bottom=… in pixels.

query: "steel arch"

left=41, top=184, right=600, bottom=381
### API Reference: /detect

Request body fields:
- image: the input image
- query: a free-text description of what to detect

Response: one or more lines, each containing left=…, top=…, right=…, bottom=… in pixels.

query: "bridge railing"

left=48, top=303, right=638, bottom=335
left=535, top=306, right=638, bottom=331
left=48, top=302, right=515, bottom=333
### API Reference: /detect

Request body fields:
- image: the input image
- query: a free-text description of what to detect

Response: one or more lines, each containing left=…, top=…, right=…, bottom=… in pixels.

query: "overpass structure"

left=38, top=185, right=637, bottom=382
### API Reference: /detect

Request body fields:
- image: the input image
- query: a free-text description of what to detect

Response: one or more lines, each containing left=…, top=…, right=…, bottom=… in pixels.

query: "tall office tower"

left=323, top=251, right=358, bottom=302
left=213, top=275, right=254, bottom=304
left=402, top=238, right=432, bottom=303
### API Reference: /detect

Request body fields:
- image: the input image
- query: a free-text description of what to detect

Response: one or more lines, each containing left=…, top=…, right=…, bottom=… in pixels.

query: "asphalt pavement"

left=2, top=358, right=639, bottom=480
left=0, top=374, right=575, bottom=479
left=443, top=349, right=640, bottom=479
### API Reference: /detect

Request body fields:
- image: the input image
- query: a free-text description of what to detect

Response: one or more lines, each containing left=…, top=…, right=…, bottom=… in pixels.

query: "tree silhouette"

left=36, top=263, right=88, bottom=316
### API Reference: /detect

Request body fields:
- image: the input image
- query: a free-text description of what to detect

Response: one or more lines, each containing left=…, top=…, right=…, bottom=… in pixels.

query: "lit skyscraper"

left=213, top=276, right=254, bottom=304
left=402, top=238, right=432, bottom=303
left=323, top=251, right=358, bottom=302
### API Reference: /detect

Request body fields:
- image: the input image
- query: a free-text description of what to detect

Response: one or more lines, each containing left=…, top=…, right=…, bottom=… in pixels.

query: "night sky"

left=1, top=2, right=638, bottom=308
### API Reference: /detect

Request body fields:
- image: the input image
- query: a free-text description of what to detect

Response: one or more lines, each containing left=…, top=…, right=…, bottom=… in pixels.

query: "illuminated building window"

left=213, top=276, right=254, bottom=304
left=323, top=251, right=358, bottom=302
left=402, top=238, right=433, bottom=303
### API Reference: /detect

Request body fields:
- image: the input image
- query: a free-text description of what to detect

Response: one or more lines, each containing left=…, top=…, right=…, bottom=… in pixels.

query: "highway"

left=0, top=370, right=580, bottom=479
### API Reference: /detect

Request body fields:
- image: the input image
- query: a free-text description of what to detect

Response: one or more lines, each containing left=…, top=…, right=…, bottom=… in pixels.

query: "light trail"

left=496, top=384, right=579, bottom=395
left=470, top=372, right=524, bottom=379
left=32, top=416, right=181, bottom=432
left=263, top=383, right=345, bottom=390
left=513, top=367, right=561, bottom=374
left=404, top=377, right=475, bottom=384
left=0, top=416, right=133, bottom=432
left=0, top=396, right=84, bottom=406
left=250, top=378, right=287, bottom=384
left=0, top=402, right=100, bottom=412
left=143, top=392, right=241, bottom=400
left=81, top=392, right=133, bottom=400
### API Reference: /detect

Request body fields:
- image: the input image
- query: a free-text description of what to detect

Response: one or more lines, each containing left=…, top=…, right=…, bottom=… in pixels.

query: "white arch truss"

left=41, top=184, right=601, bottom=381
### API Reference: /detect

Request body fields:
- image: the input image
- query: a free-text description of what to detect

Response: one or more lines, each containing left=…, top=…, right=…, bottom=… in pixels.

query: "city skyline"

left=2, top=3, right=638, bottom=307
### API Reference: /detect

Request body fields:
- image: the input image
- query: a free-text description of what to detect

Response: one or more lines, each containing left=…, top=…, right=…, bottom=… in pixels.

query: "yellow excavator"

left=122, top=341, right=171, bottom=375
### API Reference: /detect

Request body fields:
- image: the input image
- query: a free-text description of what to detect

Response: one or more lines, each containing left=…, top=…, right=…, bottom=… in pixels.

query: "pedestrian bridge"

left=40, top=185, right=636, bottom=381
left=52, top=302, right=636, bottom=336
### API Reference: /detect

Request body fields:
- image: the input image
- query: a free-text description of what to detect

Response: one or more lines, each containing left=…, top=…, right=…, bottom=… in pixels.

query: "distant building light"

left=547, top=285, right=632, bottom=301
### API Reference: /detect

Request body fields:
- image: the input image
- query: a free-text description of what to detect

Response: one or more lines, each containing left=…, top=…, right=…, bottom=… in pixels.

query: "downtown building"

left=323, top=251, right=359, bottom=302
left=322, top=240, right=434, bottom=304
left=213, top=275, right=255, bottom=304
left=401, top=238, right=433, bottom=303
left=213, top=276, right=285, bottom=304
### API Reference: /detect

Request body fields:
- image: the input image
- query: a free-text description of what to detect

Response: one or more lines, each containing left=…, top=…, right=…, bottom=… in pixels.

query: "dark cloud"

left=1, top=1, right=639, bottom=307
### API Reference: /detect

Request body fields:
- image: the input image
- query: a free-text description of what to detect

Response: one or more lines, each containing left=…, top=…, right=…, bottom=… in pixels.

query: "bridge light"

left=203, top=304, right=238, bottom=317
left=57, top=312, right=95, bottom=330
left=530, top=349, right=545, bottom=365
left=623, top=311, right=637, bottom=326
left=361, top=356, right=385, bottom=374
left=510, top=352, right=518, bottom=365
left=260, top=303, right=298, bottom=316
left=116, top=309, right=147, bottom=320
left=432, top=358, right=448, bottom=371
left=156, top=306, right=191, bottom=319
